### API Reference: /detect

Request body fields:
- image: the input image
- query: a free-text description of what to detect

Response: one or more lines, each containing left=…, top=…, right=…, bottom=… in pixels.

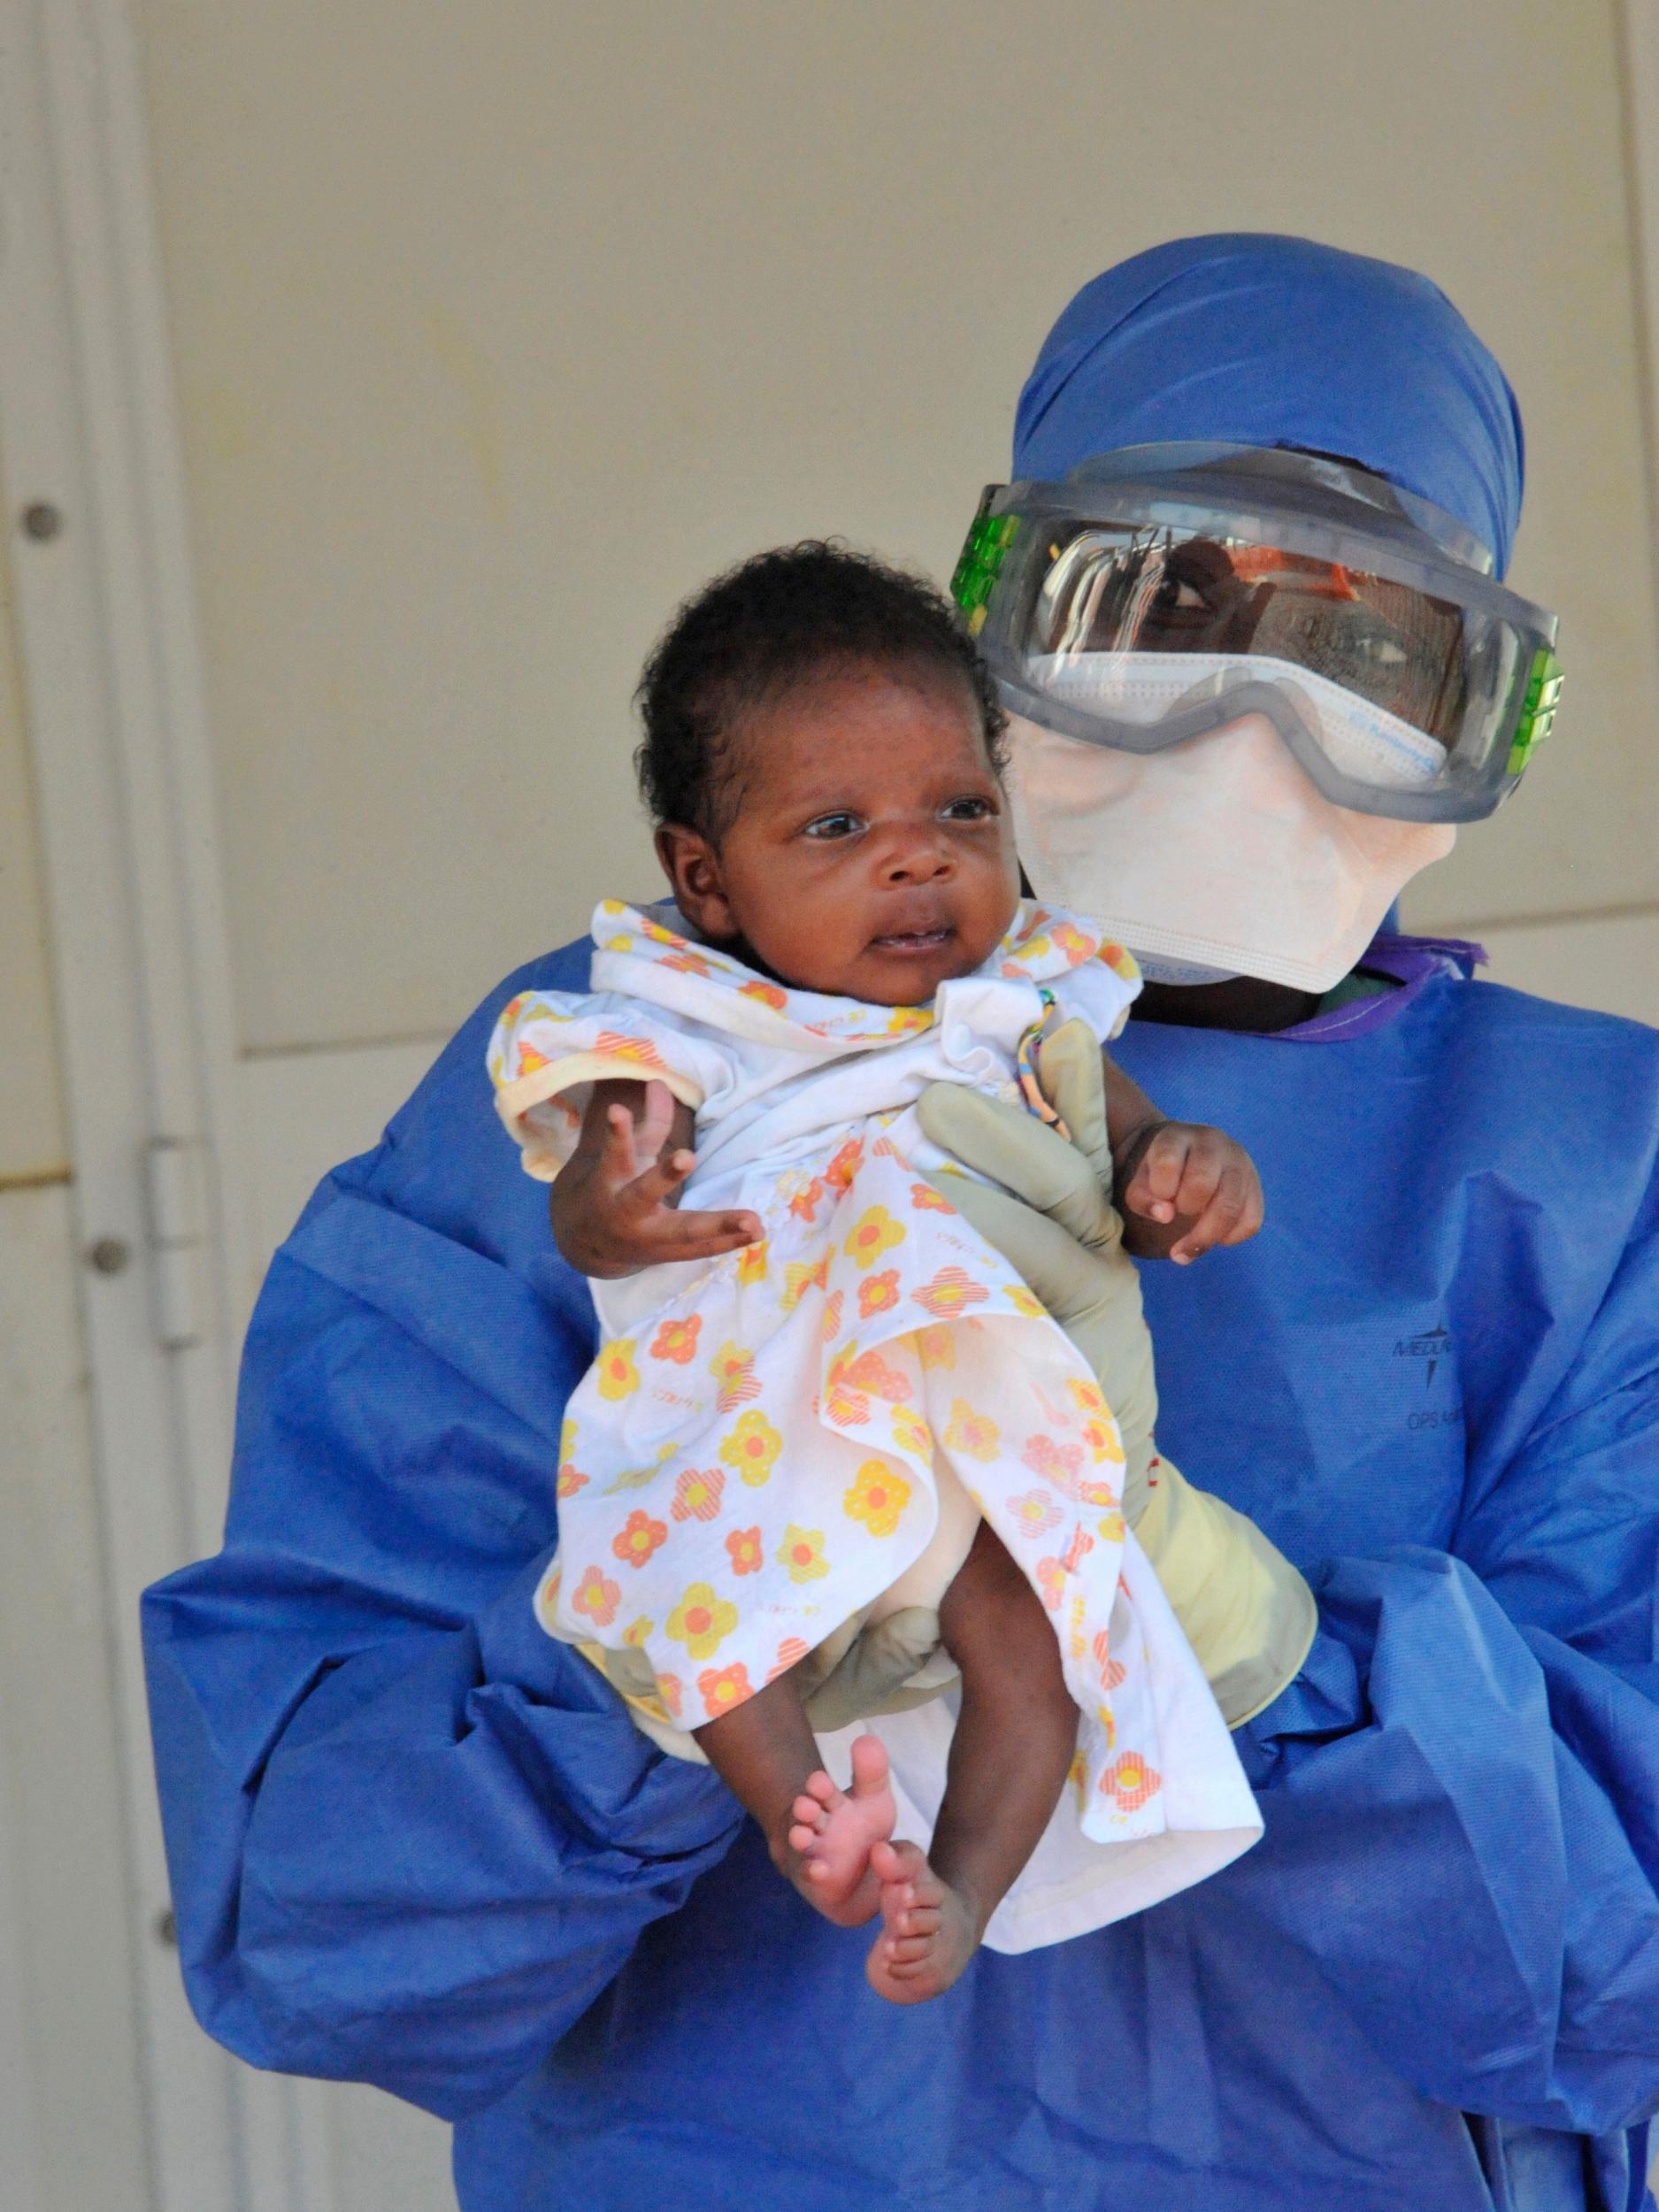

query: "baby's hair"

left=634, top=541, right=1008, bottom=839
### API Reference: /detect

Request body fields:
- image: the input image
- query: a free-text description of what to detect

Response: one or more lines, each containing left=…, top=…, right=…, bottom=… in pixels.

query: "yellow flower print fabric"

left=488, top=898, right=1251, bottom=1851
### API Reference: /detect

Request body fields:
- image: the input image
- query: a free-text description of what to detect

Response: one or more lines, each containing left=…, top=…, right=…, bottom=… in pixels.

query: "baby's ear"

left=654, top=823, right=735, bottom=940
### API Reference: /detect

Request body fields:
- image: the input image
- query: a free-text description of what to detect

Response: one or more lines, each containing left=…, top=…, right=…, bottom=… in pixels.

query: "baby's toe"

left=884, top=1955, right=932, bottom=1981
left=891, top=1902, right=941, bottom=1939
left=901, top=1862, right=945, bottom=1910
left=803, top=1770, right=840, bottom=1809
left=883, top=1934, right=934, bottom=1965
left=875, top=1837, right=926, bottom=1883
left=791, top=1793, right=826, bottom=1829
left=849, top=1734, right=890, bottom=1791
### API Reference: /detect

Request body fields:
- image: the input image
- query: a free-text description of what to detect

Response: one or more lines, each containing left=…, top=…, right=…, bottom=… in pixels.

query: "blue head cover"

left=1014, top=234, right=1525, bottom=578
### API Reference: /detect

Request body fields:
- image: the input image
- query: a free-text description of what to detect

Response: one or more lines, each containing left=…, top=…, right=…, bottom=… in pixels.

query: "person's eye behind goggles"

left=952, top=448, right=1562, bottom=825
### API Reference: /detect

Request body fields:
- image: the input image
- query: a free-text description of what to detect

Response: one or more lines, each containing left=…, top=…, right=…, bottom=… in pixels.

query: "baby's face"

left=662, top=663, right=1020, bottom=1005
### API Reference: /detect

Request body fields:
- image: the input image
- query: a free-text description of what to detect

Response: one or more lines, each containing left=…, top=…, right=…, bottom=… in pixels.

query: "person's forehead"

left=736, top=665, right=991, bottom=796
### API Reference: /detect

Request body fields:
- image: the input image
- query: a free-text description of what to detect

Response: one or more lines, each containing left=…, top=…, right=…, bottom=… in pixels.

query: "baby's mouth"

left=870, top=925, right=954, bottom=956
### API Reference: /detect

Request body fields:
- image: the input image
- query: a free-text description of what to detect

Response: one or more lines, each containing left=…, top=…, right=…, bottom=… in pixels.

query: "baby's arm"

left=1100, top=1050, right=1263, bottom=1265
left=549, top=1077, right=762, bottom=1279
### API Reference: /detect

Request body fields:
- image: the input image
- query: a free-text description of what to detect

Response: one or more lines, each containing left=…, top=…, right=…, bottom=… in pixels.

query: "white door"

left=0, top=2, right=447, bottom=2205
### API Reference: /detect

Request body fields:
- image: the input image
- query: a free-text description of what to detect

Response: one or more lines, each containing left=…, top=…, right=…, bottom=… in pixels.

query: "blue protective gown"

left=143, top=934, right=1659, bottom=2212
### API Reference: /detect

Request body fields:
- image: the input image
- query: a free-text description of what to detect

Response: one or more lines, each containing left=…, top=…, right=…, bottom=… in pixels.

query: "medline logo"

left=1394, top=1322, right=1451, bottom=1389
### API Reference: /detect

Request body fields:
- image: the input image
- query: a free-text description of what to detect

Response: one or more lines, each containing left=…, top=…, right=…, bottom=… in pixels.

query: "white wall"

left=135, top=0, right=1659, bottom=1073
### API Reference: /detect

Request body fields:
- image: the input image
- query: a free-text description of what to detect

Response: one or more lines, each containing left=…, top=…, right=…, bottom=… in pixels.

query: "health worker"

left=144, top=234, right=1659, bottom=2212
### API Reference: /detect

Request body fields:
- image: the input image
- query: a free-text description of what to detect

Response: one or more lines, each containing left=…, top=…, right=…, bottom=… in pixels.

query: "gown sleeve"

left=142, top=965, right=744, bottom=2119
left=1232, top=1161, right=1659, bottom=2140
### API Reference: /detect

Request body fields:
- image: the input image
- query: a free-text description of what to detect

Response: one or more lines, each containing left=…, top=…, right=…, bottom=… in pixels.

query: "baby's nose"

left=880, top=825, right=953, bottom=881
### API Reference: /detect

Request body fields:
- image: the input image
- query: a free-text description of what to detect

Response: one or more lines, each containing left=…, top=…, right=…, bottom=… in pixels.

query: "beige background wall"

left=138, top=0, right=1659, bottom=1072
left=4, top=5, right=1658, bottom=2208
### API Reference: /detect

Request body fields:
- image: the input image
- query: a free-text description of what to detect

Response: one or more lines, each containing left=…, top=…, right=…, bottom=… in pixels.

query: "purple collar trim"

left=1277, top=933, right=1487, bottom=1043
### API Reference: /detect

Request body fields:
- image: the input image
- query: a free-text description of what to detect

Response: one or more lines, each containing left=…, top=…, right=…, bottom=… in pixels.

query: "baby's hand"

left=550, top=1079, right=763, bottom=1279
left=1116, top=1121, right=1263, bottom=1265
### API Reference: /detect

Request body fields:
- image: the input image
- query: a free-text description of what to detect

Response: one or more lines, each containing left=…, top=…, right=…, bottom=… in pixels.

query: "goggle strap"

left=1507, top=646, right=1563, bottom=776
left=950, top=488, right=1018, bottom=636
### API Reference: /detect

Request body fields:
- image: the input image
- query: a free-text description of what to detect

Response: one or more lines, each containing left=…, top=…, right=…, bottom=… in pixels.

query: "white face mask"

left=1006, top=703, right=1455, bottom=997
left=1134, top=952, right=1243, bottom=987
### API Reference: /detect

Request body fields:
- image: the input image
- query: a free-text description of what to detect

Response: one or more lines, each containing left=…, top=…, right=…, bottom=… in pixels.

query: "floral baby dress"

left=488, top=897, right=1261, bottom=1924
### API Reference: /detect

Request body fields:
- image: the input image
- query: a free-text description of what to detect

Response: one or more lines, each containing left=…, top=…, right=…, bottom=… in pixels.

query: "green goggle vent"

left=1507, top=646, right=1562, bottom=777
left=950, top=510, right=1019, bottom=636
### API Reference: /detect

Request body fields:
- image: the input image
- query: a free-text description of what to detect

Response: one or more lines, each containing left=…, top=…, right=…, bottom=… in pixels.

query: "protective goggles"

left=951, top=444, right=1561, bottom=823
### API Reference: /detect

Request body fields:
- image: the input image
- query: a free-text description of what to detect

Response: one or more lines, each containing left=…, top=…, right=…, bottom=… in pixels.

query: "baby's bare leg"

left=695, top=1671, right=894, bottom=1928
left=867, top=1518, right=1078, bottom=2004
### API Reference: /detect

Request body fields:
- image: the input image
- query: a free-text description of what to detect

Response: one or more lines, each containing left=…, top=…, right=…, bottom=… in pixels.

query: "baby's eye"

left=941, top=795, right=995, bottom=822
left=802, top=811, right=862, bottom=841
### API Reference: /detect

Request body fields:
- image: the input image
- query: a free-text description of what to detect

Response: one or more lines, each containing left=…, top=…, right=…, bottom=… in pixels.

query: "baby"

left=490, top=544, right=1263, bottom=2002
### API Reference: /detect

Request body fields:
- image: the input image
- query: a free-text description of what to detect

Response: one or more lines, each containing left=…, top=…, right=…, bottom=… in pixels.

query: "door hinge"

left=142, top=1136, right=211, bottom=1350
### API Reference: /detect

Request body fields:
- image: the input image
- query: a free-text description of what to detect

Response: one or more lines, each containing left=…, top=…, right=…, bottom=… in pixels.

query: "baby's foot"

left=864, top=1837, right=983, bottom=2004
left=785, top=1734, right=895, bottom=1927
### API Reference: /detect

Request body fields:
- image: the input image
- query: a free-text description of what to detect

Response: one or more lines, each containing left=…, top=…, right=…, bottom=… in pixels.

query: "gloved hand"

left=918, top=1020, right=1317, bottom=1727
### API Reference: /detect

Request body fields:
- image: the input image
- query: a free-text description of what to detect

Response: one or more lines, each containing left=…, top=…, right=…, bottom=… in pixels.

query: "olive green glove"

left=917, top=1020, right=1316, bottom=1727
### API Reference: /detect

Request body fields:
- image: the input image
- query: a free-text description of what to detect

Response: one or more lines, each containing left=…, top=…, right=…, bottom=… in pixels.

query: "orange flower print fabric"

left=649, top=1316, right=701, bottom=1364
left=725, top=1525, right=764, bottom=1576
left=497, top=895, right=1257, bottom=1857
left=697, top=1662, right=752, bottom=1718
left=612, top=1510, right=667, bottom=1569
left=671, top=1468, right=724, bottom=1523
left=571, top=1565, right=620, bottom=1629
